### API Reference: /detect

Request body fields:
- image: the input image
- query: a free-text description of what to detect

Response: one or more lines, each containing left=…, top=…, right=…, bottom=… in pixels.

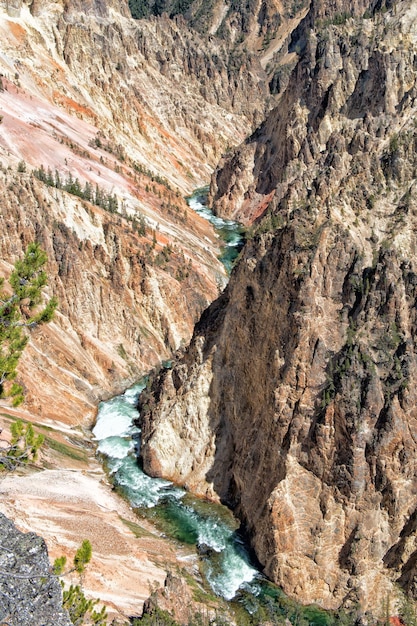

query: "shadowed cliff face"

left=140, top=0, right=417, bottom=612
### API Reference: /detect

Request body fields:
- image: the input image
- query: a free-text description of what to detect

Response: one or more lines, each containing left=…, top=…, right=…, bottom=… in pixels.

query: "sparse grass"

left=117, top=343, right=128, bottom=360
left=0, top=413, right=88, bottom=464
left=1, top=412, right=18, bottom=421
left=119, top=516, right=153, bottom=538
left=44, top=436, right=88, bottom=462
left=180, top=569, right=218, bottom=605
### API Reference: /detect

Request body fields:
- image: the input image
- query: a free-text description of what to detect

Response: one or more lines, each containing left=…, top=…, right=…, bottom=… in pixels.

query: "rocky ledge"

left=0, top=513, right=71, bottom=625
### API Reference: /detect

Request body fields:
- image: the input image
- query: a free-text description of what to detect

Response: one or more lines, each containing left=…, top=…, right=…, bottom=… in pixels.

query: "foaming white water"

left=92, top=382, right=145, bottom=440
left=93, top=380, right=258, bottom=599
left=97, top=435, right=133, bottom=459
left=111, top=455, right=183, bottom=508
left=206, top=542, right=259, bottom=600
left=187, top=190, right=244, bottom=275
left=188, top=196, right=238, bottom=231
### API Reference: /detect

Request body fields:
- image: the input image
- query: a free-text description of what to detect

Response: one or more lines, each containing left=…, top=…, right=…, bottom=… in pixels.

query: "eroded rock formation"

left=140, top=0, right=417, bottom=612
left=0, top=0, right=273, bottom=423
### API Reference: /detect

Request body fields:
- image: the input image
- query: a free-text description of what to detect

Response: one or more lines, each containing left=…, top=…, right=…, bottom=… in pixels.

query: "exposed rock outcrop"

left=0, top=0, right=271, bottom=423
left=208, top=0, right=408, bottom=222
left=140, top=0, right=417, bottom=613
left=1, top=0, right=269, bottom=188
left=0, top=513, right=71, bottom=625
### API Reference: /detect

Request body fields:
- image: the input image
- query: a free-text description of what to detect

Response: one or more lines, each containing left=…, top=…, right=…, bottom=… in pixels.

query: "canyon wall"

left=140, top=0, right=417, bottom=613
left=1, top=0, right=270, bottom=187
left=0, top=0, right=274, bottom=423
left=0, top=169, right=224, bottom=424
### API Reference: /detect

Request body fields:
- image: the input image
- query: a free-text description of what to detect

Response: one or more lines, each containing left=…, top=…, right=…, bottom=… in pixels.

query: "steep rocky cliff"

left=0, top=0, right=309, bottom=619
left=0, top=0, right=274, bottom=423
left=140, top=0, right=417, bottom=613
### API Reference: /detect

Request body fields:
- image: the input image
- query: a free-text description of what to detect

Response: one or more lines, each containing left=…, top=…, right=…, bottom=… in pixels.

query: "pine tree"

left=0, top=242, right=57, bottom=406
left=0, top=419, right=45, bottom=470
left=73, top=539, right=93, bottom=574
left=54, top=540, right=108, bottom=625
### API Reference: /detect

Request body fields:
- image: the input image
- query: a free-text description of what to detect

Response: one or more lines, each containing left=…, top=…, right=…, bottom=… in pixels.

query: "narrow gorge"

left=1, top=0, right=417, bottom=623
left=139, top=0, right=417, bottom=616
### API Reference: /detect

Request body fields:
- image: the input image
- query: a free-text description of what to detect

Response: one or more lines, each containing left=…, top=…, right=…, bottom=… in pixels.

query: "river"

left=91, top=194, right=335, bottom=624
left=187, top=187, right=245, bottom=274
left=92, top=193, right=256, bottom=601
left=92, top=382, right=259, bottom=601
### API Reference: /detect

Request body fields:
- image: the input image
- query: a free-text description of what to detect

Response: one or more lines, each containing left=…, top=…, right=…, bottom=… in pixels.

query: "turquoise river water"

left=92, top=191, right=256, bottom=601
left=91, top=192, right=339, bottom=624
left=187, top=187, right=245, bottom=273
left=93, top=382, right=259, bottom=600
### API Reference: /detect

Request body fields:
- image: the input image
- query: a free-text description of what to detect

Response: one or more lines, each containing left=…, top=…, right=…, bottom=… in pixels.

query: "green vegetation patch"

left=233, top=581, right=340, bottom=626
left=119, top=516, right=153, bottom=538
left=180, top=568, right=218, bottom=605
left=0, top=412, right=86, bottom=465
left=44, top=436, right=88, bottom=462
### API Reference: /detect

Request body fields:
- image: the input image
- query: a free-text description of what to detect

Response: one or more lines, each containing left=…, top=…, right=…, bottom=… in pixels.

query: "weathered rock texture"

left=0, top=0, right=273, bottom=423
left=0, top=167, right=223, bottom=424
left=0, top=0, right=270, bottom=187
left=0, top=512, right=71, bottom=625
left=140, top=0, right=417, bottom=613
left=128, top=0, right=304, bottom=48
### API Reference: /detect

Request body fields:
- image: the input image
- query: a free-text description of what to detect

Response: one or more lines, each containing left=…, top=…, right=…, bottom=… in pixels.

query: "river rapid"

left=92, top=382, right=258, bottom=601
left=92, top=192, right=257, bottom=601
left=187, top=187, right=245, bottom=274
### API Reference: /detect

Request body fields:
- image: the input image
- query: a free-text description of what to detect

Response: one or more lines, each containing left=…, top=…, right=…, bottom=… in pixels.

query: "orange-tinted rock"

left=140, top=0, right=417, bottom=614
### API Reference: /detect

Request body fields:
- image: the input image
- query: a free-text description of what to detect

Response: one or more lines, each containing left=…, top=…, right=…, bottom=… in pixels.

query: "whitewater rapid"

left=187, top=190, right=244, bottom=273
left=93, top=382, right=258, bottom=600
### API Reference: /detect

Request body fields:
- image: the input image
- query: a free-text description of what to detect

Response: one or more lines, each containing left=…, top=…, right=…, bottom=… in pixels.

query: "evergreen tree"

left=0, top=242, right=57, bottom=405
left=54, top=168, right=62, bottom=189
left=128, top=0, right=151, bottom=19
left=54, top=540, right=108, bottom=625
left=83, top=181, right=92, bottom=202
left=73, top=539, right=93, bottom=574
left=0, top=419, right=44, bottom=471
left=46, top=167, right=54, bottom=186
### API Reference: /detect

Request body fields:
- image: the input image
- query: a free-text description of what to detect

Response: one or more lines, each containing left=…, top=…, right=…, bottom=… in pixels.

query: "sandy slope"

left=0, top=407, right=196, bottom=622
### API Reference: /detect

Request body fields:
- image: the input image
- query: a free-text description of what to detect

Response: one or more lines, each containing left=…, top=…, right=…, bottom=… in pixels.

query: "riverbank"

left=0, top=405, right=199, bottom=622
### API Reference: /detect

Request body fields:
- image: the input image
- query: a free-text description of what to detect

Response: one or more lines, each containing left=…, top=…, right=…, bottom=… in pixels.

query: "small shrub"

left=74, top=539, right=92, bottom=574
left=0, top=420, right=44, bottom=471
left=63, top=584, right=107, bottom=625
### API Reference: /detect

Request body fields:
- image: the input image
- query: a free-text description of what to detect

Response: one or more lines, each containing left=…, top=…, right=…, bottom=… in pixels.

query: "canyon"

left=0, top=0, right=301, bottom=621
left=140, top=0, right=417, bottom=616
left=1, top=0, right=417, bottom=622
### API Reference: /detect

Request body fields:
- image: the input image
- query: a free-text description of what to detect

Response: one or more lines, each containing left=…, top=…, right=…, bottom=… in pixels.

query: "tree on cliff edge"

left=0, top=242, right=57, bottom=406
